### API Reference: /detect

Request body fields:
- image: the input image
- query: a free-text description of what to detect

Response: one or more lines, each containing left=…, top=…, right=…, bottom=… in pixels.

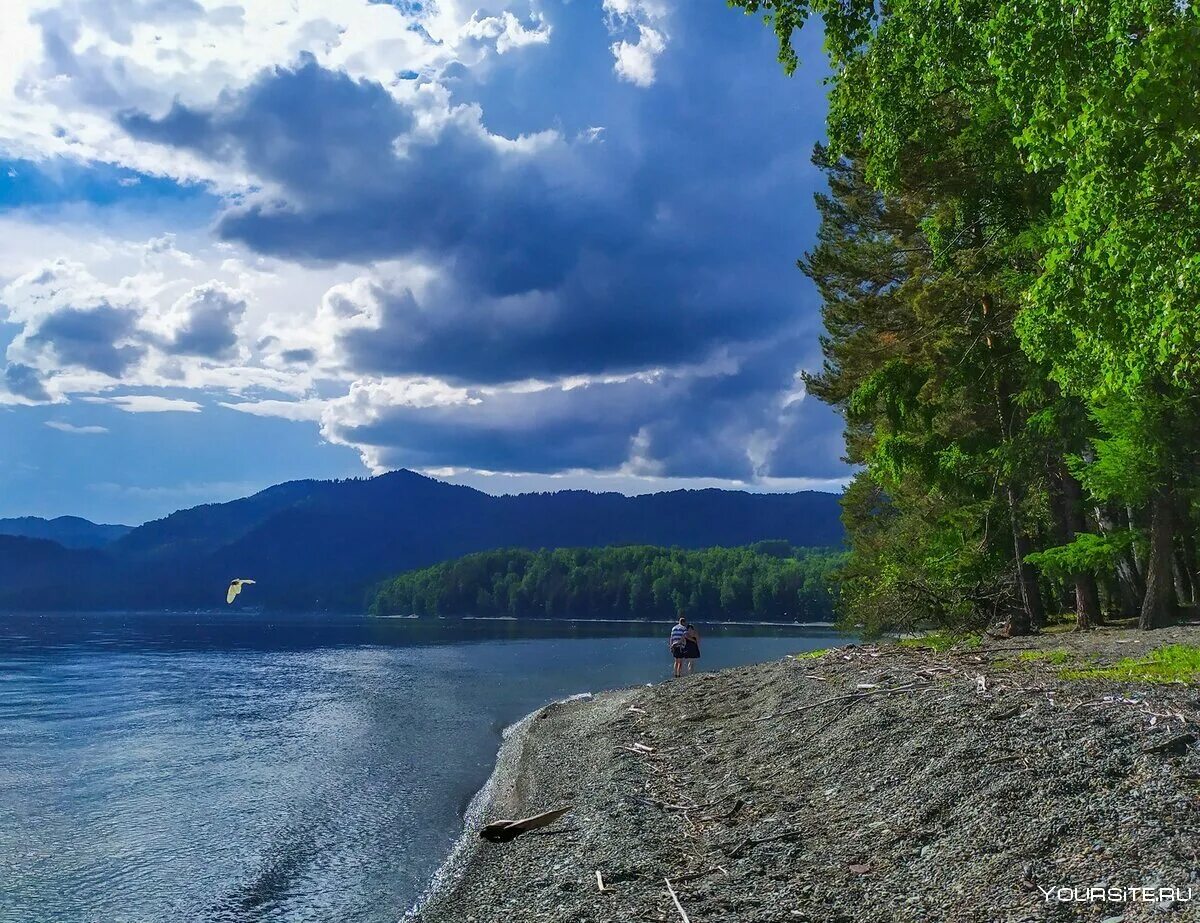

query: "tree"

left=987, top=0, right=1200, bottom=628
left=731, top=0, right=1200, bottom=631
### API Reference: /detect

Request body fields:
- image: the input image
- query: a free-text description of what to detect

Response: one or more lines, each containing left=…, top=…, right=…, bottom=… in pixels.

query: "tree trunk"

left=1005, top=482, right=1044, bottom=636
left=1073, top=568, right=1102, bottom=630
left=1173, top=545, right=1194, bottom=606
left=1127, top=505, right=1145, bottom=576
left=1061, top=472, right=1102, bottom=630
left=1140, top=482, right=1176, bottom=630
left=985, top=294, right=1042, bottom=637
left=1176, top=506, right=1198, bottom=606
left=1096, top=503, right=1143, bottom=617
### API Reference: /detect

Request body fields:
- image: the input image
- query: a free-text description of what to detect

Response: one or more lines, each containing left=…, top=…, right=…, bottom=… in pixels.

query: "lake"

left=0, top=612, right=843, bottom=923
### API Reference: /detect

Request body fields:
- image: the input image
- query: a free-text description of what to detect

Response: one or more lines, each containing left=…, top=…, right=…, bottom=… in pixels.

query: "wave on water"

left=402, top=692, right=593, bottom=920
left=402, top=713, right=533, bottom=920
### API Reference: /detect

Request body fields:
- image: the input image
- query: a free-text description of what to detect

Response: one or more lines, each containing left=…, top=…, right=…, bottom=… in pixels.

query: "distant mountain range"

left=0, top=470, right=844, bottom=612
left=0, top=515, right=132, bottom=549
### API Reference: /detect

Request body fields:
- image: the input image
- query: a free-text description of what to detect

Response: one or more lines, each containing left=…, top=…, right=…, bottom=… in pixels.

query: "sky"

left=0, top=0, right=846, bottom=525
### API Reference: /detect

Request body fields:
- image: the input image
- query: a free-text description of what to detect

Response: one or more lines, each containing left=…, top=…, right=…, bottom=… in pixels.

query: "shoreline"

left=1, top=610, right=836, bottom=628
left=406, top=690, right=600, bottom=920
left=412, top=625, right=1200, bottom=922
left=380, top=615, right=840, bottom=628
left=404, top=705, right=541, bottom=920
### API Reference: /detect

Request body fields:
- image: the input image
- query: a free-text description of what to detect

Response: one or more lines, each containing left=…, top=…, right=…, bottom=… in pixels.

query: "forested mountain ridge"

left=0, top=516, right=131, bottom=549
left=733, top=0, right=1200, bottom=635
left=0, top=470, right=844, bottom=612
left=373, top=544, right=847, bottom=622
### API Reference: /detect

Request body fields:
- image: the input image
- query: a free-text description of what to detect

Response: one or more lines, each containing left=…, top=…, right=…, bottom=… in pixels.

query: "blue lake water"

left=0, top=612, right=842, bottom=923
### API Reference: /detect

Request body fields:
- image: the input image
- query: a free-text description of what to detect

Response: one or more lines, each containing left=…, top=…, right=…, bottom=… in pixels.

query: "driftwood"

left=479, top=805, right=574, bottom=843
left=664, top=878, right=691, bottom=923
left=725, top=828, right=801, bottom=858
left=1142, top=731, right=1197, bottom=756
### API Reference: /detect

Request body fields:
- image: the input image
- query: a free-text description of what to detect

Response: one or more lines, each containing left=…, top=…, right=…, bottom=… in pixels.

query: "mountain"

left=0, top=515, right=132, bottom=549
left=0, top=536, right=116, bottom=608
left=0, top=470, right=844, bottom=612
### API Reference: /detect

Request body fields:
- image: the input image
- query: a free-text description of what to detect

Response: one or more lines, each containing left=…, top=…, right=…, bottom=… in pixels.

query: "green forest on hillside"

left=731, top=0, right=1200, bottom=636
left=371, top=544, right=847, bottom=621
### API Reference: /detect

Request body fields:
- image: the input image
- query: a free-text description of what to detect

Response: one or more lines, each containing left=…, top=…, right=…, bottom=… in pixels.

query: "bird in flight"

left=226, top=578, right=256, bottom=604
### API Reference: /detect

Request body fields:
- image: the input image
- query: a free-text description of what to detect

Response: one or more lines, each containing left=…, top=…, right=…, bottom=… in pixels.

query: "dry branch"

left=664, top=878, right=691, bottom=923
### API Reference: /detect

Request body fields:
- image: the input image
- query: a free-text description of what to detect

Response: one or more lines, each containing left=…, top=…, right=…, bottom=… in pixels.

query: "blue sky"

left=0, top=0, right=845, bottom=525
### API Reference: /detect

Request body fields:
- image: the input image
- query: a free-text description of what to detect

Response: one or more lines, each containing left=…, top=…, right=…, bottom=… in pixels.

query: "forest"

left=733, top=0, right=1200, bottom=635
left=371, top=544, right=847, bottom=621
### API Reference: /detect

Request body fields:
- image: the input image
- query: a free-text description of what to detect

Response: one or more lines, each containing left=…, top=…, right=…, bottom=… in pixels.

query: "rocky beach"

left=415, top=626, right=1200, bottom=922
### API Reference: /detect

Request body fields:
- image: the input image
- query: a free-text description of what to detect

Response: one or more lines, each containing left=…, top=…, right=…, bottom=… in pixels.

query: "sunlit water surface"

left=0, top=612, right=841, bottom=923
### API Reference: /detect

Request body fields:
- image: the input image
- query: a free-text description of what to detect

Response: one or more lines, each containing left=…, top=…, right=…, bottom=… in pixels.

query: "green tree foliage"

left=731, top=0, right=1199, bottom=634
left=371, top=545, right=847, bottom=622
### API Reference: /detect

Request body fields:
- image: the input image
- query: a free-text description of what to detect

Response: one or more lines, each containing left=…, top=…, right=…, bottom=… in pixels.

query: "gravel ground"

left=416, top=625, right=1200, bottom=922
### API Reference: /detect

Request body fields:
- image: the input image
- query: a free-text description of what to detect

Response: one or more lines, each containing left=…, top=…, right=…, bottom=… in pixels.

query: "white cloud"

left=0, top=0, right=558, bottom=186
left=218, top=397, right=326, bottom=422
left=146, top=283, right=247, bottom=359
left=602, top=0, right=670, bottom=25
left=461, top=11, right=551, bottom=54
left=602, top=0, right=668, bottom=87
left=45, top=420, right=108, bottom=434
left=83, top=394, right=203, bottom=413
left=431, top=468, right=852, bottom=496
left=611, top=25, right=666, bottom=87
left=0, top=221, right=353, bottom=402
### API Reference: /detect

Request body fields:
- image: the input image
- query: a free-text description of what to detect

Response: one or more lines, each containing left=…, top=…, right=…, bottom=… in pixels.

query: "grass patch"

left=1060, top=644, right=1200, bottom=683
left=793, top=648, right=830, bottom=660
left=995, top=648, right=1077, bottom=669
left=1017, top=649, right=1074, bottom=664
left=898, top=632, right=981, bottom=653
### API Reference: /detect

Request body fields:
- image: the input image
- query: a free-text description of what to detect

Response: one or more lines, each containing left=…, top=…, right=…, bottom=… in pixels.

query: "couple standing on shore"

left=669, top=613, right=700, bottom=678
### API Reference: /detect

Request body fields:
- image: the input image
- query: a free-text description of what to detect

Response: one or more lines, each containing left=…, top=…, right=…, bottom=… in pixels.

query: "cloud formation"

left=0, top=0, right=847, bottom=492
left=84, top=394, right=204, bottom=413
left=151, top=284, right=246, bottom=359
left=0, top=254, right=262, bottom=403
left=602, top=0, right=669, bottom=86
left=45, top=420, right=109, bottom=434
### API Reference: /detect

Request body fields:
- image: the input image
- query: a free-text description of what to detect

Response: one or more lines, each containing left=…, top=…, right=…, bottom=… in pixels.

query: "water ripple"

left=0, top=612, right=840, bottom=923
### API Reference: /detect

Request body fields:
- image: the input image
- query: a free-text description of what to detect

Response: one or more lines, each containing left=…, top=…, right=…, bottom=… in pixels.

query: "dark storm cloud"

left=3, top=363, right=51, bottom=402
left=763, top=398, right=851, bottom=480
left=338, top=382, right=647, bottom=473
left=26, top=303, right=146, bottom=377
left=121, top=57, right=417, bottom=205
left=333, top=268, right=774, bottom=384
left=327, top=338, right=847, bottom=481
left=117, top=2, right=846, bottom=481
left=122, top=56, right=591, bottom=298
left=157, top=285, right=246, bottom=359
left=116, top=27, right=817, bottom=382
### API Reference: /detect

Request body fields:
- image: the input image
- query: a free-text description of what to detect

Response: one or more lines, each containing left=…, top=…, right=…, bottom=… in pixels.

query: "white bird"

left=226, top=578, right=256, bottom=604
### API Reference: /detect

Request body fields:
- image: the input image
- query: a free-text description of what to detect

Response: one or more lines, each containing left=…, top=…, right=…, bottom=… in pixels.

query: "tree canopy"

left=731, top=0, right=1200, bottom=634
left=371, top=544, right=847, bottom=622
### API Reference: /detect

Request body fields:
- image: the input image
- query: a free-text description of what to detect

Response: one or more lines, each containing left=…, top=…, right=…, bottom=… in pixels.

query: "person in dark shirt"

left=669, top=613, right=701, bottom=677
left=670, top=615, right=688, bottom=677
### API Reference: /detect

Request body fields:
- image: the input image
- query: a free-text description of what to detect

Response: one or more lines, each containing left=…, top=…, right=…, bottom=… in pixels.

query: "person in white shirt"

left=669, top=613, right=700, bottom=677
